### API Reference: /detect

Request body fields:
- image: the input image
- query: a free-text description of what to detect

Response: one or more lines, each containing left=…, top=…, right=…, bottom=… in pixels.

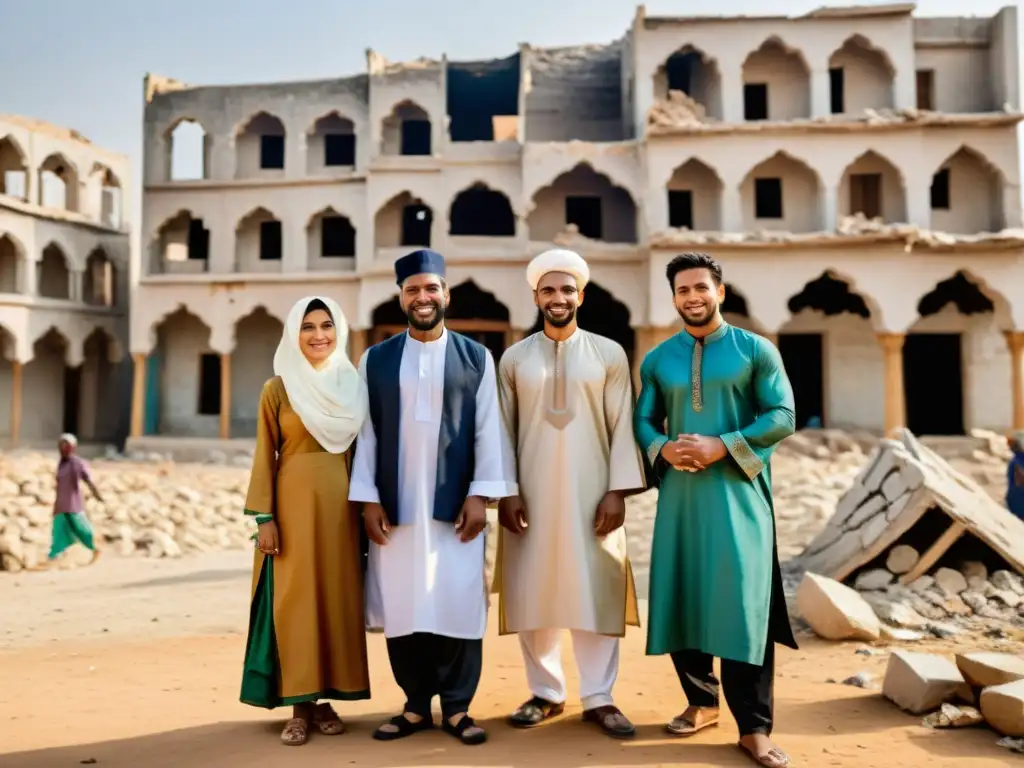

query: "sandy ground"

left=0, top=551, right=1020, bottom=767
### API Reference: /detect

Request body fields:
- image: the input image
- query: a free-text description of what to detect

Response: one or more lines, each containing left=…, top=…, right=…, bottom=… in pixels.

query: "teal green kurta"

left=634, top=323, right=795, bottom=666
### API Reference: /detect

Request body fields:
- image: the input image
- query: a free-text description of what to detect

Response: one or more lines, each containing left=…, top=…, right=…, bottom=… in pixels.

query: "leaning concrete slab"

left=798, top=429, right=1024, bottom=584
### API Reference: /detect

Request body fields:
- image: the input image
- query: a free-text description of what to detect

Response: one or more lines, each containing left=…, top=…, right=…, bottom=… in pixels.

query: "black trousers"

left=386, top=633, right=482, bottom=721
left=670, top=639, right=775, bottom=736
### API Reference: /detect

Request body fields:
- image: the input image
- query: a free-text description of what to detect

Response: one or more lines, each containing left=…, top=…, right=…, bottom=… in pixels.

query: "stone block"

left=796, top=572, right=880, bottom=641
left=855, top=568, right=894, bottom=591
left=956, top=652, right=1024, bottom=688
left=882, top=651, right=965, bottom=714
left=934, top=567, right=968, bottom=596
left=980, top=679, right=1024, bottom=737
left=886, top=545, right=919, bottom=575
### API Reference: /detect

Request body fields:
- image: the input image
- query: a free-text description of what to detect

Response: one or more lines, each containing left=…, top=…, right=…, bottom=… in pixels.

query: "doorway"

left=62, top=366, right=81, bottom=435
left=904, top=333, right=963, bottom=435
left=778, top=333, right=825, bottom=428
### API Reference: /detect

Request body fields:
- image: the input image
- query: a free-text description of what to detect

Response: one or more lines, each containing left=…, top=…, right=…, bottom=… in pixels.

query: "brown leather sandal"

left=667, top=706, right=720, bottom=735
left=313, top=703, right=345, bottom=735
left=280, top=717, right=309, bottom=746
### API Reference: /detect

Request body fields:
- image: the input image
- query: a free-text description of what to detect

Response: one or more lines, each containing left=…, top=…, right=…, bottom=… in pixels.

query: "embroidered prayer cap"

left=58, top=432, right=78, bottom=446
left=526, top=248, right=590, bottom=291
left=395, top=249, right=446, bottom=285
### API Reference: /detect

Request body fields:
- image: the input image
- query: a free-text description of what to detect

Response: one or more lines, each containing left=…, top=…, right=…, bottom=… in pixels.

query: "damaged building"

left=0, top=115, right=132, bottom=445
left=131, top=3, right=1024, bottom=452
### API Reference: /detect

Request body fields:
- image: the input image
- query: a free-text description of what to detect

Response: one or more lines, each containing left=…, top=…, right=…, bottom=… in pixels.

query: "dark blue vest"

left=365, top=330, right=487, bottom=524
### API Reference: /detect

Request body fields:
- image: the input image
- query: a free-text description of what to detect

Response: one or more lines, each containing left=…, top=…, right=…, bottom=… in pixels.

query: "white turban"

left=526, top=249, right=590, bottom=291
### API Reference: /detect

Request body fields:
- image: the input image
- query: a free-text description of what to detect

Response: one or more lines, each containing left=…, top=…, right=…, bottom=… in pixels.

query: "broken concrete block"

left=862, top=592, right=929, bottom=628
left=992, top=570, right=1024, bottom=595
left=886, top=544, right=919, bottom=575
left=796, top=572, right=881, bottom=641
left=956, top=652, right=1024, bottom=688
left=882, top=651, right=965, bottom=714
left=922, top=702, right=984, bottom=728
left=909, top=575, right=935, bottom=594
left=855, top=568, right=894, bottom=591
left=980, top=679, right=1024, bottom=737
left=880, top=625, right=925, bottom=641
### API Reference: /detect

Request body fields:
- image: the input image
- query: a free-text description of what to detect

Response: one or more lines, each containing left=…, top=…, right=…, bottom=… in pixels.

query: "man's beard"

left=543, top=304, right=576, bottom=328
left=406, top=301, right=445, bottom=331
left=677, top=301, right=718, bottom=327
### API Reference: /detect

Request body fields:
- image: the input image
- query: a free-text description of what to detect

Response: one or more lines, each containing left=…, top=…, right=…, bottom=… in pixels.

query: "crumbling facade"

left=133, top=3, right=1024, bottom=448
left=0, top=115, right=131, bottom=445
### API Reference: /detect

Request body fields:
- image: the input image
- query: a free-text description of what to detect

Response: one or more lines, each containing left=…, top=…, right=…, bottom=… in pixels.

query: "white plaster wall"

left=633, top=15, right=915, bottom=133
left=838, top=151, right=906, bottom=222
left=829, top=41, right=894, bottom=113
left=741, top=44, right=811, bottom=120
left=915, top=48, right=994, bottom=113
left=155, top=310, right=217, bottom=437
left=643, top=127, right=1020, bottom=233
left=930, top=150, right=1005, bottom=233
left=21, top=339, right=67, bottom=441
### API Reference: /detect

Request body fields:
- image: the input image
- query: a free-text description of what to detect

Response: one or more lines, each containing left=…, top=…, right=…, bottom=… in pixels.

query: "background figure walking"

left=48, top=433, right=103, bottom=565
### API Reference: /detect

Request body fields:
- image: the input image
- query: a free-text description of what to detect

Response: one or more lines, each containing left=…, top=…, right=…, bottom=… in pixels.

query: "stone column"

left=219, top=353, right=232, bottom=439
left=9, top=361, right=22, bottom=444
left=130, top=353, right=147, bottom=438
left=810, top=68, right=832, bottom=118
left=877, top=333, right=906, bottom=435
left=1005, top=331, right=1024, bottom=431
left=348, top=329, right=368, bottom=365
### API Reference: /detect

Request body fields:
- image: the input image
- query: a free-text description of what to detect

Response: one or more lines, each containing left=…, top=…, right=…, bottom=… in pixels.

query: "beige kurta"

left=494, top=329, right=646, bottom=636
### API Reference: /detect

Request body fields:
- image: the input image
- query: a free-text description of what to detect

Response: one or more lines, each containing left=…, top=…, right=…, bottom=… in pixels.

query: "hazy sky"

left=0, top=0, right=1018, bottom=233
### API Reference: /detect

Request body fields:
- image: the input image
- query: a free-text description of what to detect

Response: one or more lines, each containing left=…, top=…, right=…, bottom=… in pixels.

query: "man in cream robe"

left=495, top=249, right=646, bottom=738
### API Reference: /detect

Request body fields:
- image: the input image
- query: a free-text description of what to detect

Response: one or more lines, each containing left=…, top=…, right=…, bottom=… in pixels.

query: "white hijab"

left=273, top=296, right=367, bottom=454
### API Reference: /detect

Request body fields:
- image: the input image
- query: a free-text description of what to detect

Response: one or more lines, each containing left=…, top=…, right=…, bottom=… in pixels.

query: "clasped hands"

left=660, top=434, right=727, bottom=473
left=363, top=495, right=488, bottom=545
left=499, top=491, right=625, bottom=538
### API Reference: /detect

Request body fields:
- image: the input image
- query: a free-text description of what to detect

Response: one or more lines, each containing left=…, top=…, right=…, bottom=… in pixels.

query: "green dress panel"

left=633, top=323, right=796, bottom=666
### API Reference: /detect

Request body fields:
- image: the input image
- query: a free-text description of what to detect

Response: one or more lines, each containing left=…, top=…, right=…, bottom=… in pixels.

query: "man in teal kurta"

left=634, top=252, right=797, bottom=768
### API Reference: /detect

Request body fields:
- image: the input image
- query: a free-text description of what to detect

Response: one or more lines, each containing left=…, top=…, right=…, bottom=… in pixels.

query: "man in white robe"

left=349, top=248, right=515, bottom=747
left=495, top=248, right=646, bottom=738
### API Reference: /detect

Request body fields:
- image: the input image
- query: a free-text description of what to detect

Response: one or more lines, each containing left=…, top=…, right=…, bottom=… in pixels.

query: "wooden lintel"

left=898, top=520, right=967, bottom=585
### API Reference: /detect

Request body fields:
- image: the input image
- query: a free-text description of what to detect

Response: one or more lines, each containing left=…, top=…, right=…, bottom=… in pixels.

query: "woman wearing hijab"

left=239, top=296, right=370, bottom=746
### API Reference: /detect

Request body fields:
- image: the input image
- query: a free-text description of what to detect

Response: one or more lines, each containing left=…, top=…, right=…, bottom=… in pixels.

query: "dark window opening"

left=565, top=196, right=602, bottom=239
left=259, top=220, right=282, bottom=261
left=850, top=173, right=882, bottom=219
left=829, top=67, right=845, bottom=114
left=449, top=186, right=515, bottom=236
left=260, top=135, right=285, bottom=170
left=668, top=189, right=694, bottom=229
left=62, top=366, right=80, bottom=435
left=446, top=55, right=520, bottom=142
left=778, top=333, right=825, bottom=429
left=916, top=70, right=935, bottom=111
left=324, top=134, right=356, bottom=166
left=401, top=121, right=432, bottom=156
left=198, top=353, right=222, bottom=416
left=931, top=168, right=950, bottom=210
left=754, top=178, right=783, bottom=219
left=744, top=83, right=768, bottom=120
left=321, top=216, right=356, bottom=257
left=187, top=218, right=209, bottom=260
left=401, top=205, right=433, bottom=246
left=904, top=333, right=963, bottom=435
left=666, top=52, right=698, bottom=94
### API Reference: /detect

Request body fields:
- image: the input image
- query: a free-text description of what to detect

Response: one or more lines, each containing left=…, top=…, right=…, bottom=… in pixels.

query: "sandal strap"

left=451, top=715, right=477, bottom=734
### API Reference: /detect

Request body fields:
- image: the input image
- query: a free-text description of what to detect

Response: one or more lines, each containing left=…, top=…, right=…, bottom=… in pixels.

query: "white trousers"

left=518, top=629, right=620, bottom=710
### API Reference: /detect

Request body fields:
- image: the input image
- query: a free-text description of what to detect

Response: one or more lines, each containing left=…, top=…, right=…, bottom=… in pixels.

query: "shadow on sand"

left=0, top=705, right=1010, bottom=768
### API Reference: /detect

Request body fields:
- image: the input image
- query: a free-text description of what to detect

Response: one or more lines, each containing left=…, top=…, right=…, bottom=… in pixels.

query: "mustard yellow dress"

left=239, top=376, right=370, bottom=708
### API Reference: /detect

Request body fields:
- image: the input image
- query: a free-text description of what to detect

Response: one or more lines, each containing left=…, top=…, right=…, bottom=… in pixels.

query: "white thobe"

left=348, top=329, right=516, bottom=640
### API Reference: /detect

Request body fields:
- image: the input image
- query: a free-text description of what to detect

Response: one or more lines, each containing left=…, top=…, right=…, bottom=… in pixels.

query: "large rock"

left=886, top=545, right=919, bottom=575
left=956, top=652, right=1024, bottom=688
left=796, top=572, right=881, bottom=641
left=980, top=679, right=1024, bottom=737
left=882, top=651, right=965, bottom=714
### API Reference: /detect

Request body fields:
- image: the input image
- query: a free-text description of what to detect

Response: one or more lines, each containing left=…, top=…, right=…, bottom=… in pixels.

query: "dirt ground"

left=0, top=551, right=1019, bottom=767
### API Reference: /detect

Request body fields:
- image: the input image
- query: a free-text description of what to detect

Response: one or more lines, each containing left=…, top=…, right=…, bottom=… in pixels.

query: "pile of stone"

left=882, top=650, right=1024, bottom=739
left=0, top=451, right=254, bottom=572
left=799, top=429, right=1024, bottom=597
